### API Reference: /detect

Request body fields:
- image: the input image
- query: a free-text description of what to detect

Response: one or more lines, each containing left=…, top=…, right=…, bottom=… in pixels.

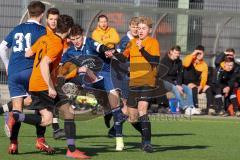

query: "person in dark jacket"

left=161, top=45, right=195, bottom=113
left=213, top=57, right=240, bottom=116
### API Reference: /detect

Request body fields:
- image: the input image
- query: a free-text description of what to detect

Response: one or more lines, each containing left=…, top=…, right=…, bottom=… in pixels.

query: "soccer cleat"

left=116, top=137, right=124, bottom=151
left=5, top=112, right=15, bottom=138
left=104, top=113, right=113, bottom=128
left=53, top=129, right=66, bottom=140
left=142, top=144, right=154, bottom=153
left=8, top=140, right=18, bottom=154
left=35, top=138, right=55, bottom=154
left=66, top=149, right=91, bottom=159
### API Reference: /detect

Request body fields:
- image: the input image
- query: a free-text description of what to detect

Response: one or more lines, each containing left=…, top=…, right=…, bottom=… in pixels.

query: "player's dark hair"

left=97, top=14, right=108, bottom=22
left=195, top=45, right=205, bottom=52
left=46, top=8, right=59, bottom=18
left=170, top=45, right=181, bottom=52
left=226, top=48, right=235, bottom=54
left=28, top=1, right=45, bottom=17
left=56, top=15, right=74, bottom=34
left=69, top=24, right=84, bottom=37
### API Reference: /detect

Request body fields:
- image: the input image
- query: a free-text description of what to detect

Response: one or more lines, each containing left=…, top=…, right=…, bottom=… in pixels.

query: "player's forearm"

left=0, top=41, right=9, bottom=72
left=40, top=57, right=54, bottom=89
left=139, top=47, right=160, bottom=64
left=183, top=54, right=194, bottom=67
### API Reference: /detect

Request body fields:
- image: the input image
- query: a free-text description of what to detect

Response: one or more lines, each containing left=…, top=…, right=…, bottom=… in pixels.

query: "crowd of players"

left=0, top=1, right=240, bottom=159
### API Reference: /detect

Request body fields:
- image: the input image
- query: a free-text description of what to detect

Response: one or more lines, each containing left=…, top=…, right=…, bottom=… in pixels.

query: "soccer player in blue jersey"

left=62, top=24, right=126, bottom=151
left=0, top=1, right=54, bottom=154
left=0, top=7, right=66, bottom=140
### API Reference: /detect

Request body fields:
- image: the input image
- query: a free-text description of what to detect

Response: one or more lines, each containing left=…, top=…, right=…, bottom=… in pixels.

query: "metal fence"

left=1, top=0, right=240, bottom=103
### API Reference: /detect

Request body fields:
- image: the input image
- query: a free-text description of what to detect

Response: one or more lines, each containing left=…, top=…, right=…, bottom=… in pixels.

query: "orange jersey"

left=31, top=26, right=53, bottom=54
left=29, top=33, right=64, bottom=91
left=123, top=36, right=160, bottom=87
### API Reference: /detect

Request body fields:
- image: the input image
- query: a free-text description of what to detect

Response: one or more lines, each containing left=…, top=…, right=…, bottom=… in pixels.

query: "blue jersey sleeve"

left=117, top=36, right=130, bottom=53
left=61, top=51, right=70, bottom=63
left=4, top=29, right=15, bottom=48
left=87, top=38, right=101, bottom=53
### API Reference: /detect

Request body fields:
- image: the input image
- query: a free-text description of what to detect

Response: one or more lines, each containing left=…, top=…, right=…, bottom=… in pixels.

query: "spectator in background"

left=182, top=45, right=214, bottom=115
left=215, top=48, right=239, bottom=68
left=161, top=45, right=194, bottom=115
left=92, top=14, right=120, bottom=49
left=212, top=57, right=240, bottom=116
left=215, top=48, right=240, bottom=89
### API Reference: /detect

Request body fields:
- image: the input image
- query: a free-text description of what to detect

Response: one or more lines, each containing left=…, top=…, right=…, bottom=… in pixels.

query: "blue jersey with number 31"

left=3, top=20, right=46, bottom=76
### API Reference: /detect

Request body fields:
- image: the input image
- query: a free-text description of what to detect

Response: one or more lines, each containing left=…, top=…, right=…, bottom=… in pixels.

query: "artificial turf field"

left=0, top=114, right=240, bottom=160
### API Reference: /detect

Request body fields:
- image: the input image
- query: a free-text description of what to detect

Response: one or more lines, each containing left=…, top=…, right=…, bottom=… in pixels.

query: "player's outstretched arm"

left=0, top=41, right=9, bottom=73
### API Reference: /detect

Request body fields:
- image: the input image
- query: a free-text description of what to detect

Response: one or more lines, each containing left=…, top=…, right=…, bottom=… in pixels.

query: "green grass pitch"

left=0, top=115, right=240, bottom=160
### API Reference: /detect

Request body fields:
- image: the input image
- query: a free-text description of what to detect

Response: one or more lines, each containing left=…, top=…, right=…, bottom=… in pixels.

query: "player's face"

left=98, top=17, right=108, bottom=30
left=169, top=49, right=180, bottom=60
left=224, top=62, right=234, bottom=71
left=129, top=23, right=138, bottom=37
left=196, top=51, right=204, bottom=60
left=138, top=23, right=151, bottom=40
left=225, top=51, right=235, bottom=58
left=70, top=35, right=83, bottom=48
left=46, top=14, right=59, bottom=30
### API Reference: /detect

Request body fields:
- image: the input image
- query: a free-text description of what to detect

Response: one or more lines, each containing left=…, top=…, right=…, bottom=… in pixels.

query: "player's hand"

left=25, top=49, right=34, bottom=57
left=48, top=87, right=57, bottom=99
left=192, top=50, right=202, bottom=56
left=188, top=83, right=197, bottom=89
left=101, top=35, right=110, bottom=41
left=136, top=39, right=143, bottom=49
left=176, top=85, right=184, bottom=95
left=223, top=86, right=230, bottom=96
left=198, top=86, right=203, bottom=93
left=78, top=66, right=87, bottom=73
left=105, top=49, right=115, bottom=58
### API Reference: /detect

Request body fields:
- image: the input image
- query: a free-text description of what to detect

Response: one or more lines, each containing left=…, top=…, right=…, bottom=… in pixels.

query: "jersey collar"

left=127, top=31, right=134, bottom=40
left=27, top=19, right=41, bottom=25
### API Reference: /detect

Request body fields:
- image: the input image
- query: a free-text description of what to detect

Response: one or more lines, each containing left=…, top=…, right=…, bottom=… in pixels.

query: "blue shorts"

left=97, top=71, right=116, bottom=92
left=8, top=68, right=32, bottom=98
left=111, top=70, right=129, bottom=99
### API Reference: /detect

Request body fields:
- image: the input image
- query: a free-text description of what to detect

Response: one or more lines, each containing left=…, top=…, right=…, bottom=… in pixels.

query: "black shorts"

left=27, top=90, right=70, bottom=110
left=127, top=86, right=155, bottom=108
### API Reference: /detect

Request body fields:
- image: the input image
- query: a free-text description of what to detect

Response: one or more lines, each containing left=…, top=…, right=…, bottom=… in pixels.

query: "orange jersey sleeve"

left=183, top=54, right=195, bottom=67
left=143, top=38, right=160, bottom=57
left=199, top=62, right=208, bottom=88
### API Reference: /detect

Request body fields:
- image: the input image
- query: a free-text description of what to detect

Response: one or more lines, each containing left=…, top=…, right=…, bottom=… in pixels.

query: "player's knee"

left=128, top=113, right=138, bottom=123
left=41, top=112, right=53, bottom=126
left=59, top=103, right=74, bottom=119
left=24, top=96, right=32, bottom=106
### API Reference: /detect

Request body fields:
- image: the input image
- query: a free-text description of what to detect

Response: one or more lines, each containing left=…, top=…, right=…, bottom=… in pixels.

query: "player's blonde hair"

left=129, top=17, right=139, bottom=26
left=138, top=16, right=153, bottom=28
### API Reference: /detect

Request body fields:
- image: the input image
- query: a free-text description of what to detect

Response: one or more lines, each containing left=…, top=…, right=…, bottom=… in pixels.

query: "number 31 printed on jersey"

left=13, top=33, right=31, bottom=52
